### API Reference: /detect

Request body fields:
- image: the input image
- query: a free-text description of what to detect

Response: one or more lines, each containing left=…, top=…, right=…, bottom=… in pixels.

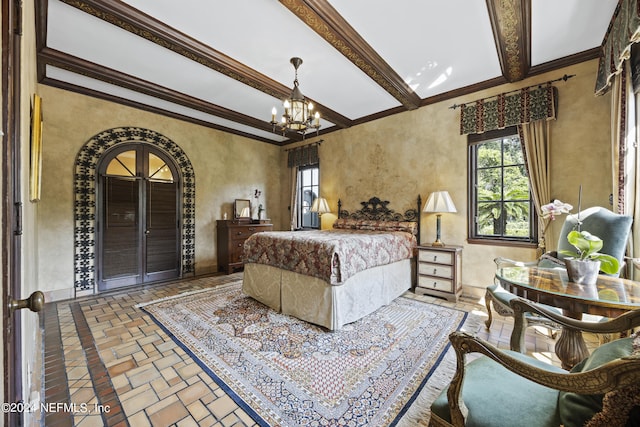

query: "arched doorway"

left=97, top=144, right=181, bottom=290
left=74, top=127, right=195, bottom=296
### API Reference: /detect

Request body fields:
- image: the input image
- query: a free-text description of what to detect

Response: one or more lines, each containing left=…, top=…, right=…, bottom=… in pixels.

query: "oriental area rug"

left=138, top=280, right=475, bottom=427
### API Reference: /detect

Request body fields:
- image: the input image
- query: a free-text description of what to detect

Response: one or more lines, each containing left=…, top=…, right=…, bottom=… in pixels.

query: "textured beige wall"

left=302, top=59, right=612, bottom=292
left=18, top=0, right=46, bottom=423
left=36, top=59, right=611, bottom=299
left=36, top=85, right=283, bottom=297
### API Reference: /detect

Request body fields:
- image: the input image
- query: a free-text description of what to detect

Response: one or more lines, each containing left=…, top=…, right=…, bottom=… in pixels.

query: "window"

left=468, top=127, right=536, bottom=245
left=298, top=165, right=320, bottom=229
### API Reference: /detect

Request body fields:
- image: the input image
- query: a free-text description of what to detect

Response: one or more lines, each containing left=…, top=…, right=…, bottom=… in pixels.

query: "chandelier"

left=270, top=57, right=321, bottom=137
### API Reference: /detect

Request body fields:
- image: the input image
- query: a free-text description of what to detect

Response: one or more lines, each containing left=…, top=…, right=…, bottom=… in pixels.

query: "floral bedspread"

left=243, top=229, right=416, bottom=285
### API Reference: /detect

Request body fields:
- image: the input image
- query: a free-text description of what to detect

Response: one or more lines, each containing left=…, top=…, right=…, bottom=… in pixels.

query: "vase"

left=564, top=258, right=600, bottom=286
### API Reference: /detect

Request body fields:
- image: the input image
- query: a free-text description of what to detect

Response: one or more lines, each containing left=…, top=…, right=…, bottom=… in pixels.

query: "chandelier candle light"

left=423, top=191, right=457, bottom=247
left=271, top=57, right=321, bottom=137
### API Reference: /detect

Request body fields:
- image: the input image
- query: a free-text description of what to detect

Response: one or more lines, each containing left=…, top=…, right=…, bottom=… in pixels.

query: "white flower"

left=541, top=199, right=573, bottom=220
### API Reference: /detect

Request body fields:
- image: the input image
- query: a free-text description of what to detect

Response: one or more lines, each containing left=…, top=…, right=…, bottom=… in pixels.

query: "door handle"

left=9, top=291, right=45, bottom=314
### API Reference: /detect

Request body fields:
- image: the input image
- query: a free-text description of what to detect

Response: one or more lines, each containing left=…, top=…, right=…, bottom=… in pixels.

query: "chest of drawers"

left=217, top=220, right=272, bottom=274
left=415, top=245, right=462, bottom=302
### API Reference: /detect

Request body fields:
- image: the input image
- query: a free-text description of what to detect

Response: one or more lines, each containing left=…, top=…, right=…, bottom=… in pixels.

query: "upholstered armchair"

left=484, top=207, right=633, bottom=333
left=429, top=298, right=640, bottom=427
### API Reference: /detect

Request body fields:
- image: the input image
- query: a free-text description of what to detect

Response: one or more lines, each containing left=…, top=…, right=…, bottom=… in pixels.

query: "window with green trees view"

left=468, top=127, right=536, bottom=244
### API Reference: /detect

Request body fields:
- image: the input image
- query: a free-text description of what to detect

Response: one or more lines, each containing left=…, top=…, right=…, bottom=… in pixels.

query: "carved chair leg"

left=484, top=291, right=494, bottom=329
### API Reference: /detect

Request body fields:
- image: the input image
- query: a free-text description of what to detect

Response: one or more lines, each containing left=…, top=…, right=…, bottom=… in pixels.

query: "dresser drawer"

left=418, top=276, right=454, bottom=292
left=229, top=241, right=245, bottom=263
left=217, top=220, right=273, bottom=274
left=418, top=262, right=453, bottom=278
left=230, top=226, right=261, bottom=241
left=418, top=250, right=453, bottom=265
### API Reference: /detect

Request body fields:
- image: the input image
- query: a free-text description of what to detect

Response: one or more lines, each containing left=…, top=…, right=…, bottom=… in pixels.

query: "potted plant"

left=560, top=230, right=620, bottom=285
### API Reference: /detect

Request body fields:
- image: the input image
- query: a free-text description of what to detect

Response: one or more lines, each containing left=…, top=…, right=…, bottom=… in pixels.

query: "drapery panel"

left=595, top=0, right=640, bottom=96
left=289, top=166, right=300, bottom=230
left=611, top=62, right=640, bottom=279
left=459, top=85, right=557, bottom=135
left=518, top=121, right=552, bottom=254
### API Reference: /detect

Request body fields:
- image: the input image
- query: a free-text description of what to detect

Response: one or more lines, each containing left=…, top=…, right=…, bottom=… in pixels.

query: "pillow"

left=558, top=337, right=634, bottom=427
left=332, top=218, right=417, bottom=235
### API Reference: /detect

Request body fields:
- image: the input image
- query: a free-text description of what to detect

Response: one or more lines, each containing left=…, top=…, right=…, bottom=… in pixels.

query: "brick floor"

left=43, top=273, right=598, bottom=426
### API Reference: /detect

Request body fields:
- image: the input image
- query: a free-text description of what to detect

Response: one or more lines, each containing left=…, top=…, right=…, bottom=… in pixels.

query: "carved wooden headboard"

left=337, top=196, right=422, bottom=244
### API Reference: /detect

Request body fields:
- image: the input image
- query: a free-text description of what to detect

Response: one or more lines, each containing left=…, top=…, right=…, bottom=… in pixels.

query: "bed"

left=242, top=196, right=421, bottom=330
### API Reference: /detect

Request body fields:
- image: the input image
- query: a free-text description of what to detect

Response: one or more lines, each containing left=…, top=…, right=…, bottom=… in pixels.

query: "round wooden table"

left=495, top=266, right=640, bottom=369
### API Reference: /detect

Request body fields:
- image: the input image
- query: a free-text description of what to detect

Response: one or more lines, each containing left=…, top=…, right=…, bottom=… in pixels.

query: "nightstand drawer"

left=418, top=263, right=453, bottom=278
left=418, top=250, right=453, bottom=265
left=418, top=276, right=454, bottom=292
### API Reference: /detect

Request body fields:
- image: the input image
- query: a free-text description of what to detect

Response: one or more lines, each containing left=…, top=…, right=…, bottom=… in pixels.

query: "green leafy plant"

left=560, top=230, right=620, bottom=275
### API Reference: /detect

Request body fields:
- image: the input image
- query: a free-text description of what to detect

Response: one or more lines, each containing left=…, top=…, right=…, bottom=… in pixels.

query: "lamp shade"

left=310, top=197, right=331, bottom=214
left=423, top=191, right=457, bottom=214
left=240, top=207, right=251, bottom=218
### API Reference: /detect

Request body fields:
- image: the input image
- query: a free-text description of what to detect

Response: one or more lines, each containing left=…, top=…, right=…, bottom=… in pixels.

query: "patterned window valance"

left=287, top=143, right=319, bottom=168
left=459, top=85, right=558, bottom=135
left=595, top=0, right=640, bottom=96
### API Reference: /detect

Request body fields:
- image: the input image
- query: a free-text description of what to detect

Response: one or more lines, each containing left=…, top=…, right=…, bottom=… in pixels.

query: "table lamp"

left=311, top=197, right=330, bottom=228
left=423, top=191, right=457, bottom=246
left=311, top=197, right=330, bottom=214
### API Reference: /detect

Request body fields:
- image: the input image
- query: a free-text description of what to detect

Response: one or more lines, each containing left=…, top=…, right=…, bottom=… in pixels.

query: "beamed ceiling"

left=36, top=0, right=618, bottom=145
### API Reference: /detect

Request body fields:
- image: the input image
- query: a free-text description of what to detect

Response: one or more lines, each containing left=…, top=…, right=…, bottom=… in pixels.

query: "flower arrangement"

left=560, top=230, right=619, bottom=275
left=541, top=199, right=573, bottom=234
left=541, top=199, right=619, bottom=276
left=538, top=200, right=573, bottom=253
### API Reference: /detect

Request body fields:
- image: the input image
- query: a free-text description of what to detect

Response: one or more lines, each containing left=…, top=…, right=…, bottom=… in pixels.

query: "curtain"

left=289, top=167, right=300, bottom=230
left=460, top=85, right=557, bottom=254
left=287, top=144, right=319, bottom=168
left=460, top=85, right=557, bottom=135
left=594, top=0, right=640, bottom=96
left=518, top=121, right=552, bottom=254
left=611, top=61, right=640, bottom=279
left=287, top=144, right=319, bottom=230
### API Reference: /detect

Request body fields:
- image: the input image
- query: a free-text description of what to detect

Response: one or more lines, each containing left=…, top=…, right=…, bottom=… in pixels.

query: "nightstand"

left=415, top=245, right=462, bottom=302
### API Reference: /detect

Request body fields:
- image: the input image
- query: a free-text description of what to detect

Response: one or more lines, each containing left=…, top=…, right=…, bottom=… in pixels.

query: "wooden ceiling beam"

left=54, top=0, right=351, bottom=130
left=486, top=0, right=531, bottom=82
left=280, top=0, right=422, bottom=111
left=39, top=48, right=293, bottom=144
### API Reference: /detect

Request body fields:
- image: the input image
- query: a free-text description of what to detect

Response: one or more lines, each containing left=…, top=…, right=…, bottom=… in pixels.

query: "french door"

left=98, top=144, right=181, bottom=291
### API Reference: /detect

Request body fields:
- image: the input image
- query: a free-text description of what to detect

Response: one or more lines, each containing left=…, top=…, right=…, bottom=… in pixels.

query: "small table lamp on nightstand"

left=423, top=191, right=457, bottom=246
left=311, top=197, right=331, bottom=228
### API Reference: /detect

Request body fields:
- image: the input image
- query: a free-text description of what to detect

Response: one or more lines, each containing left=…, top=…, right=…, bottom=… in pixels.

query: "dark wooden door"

left=101, top=176, right=141, bottom=289
left=145, top=180, right=179, bottom=282
left=98, top=146, right=180, bottom=291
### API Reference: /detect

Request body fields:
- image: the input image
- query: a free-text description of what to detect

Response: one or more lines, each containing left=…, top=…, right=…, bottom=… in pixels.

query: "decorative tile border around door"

left=74, top=127, right=195, bottom=296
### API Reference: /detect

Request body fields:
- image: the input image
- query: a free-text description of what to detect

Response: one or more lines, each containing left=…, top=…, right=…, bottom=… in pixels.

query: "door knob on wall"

left=9, top=291, right=45, bottom=314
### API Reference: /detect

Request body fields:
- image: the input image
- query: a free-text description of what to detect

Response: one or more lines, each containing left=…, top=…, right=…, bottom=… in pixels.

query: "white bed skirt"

left=242, top=259, right=411, bottom=330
